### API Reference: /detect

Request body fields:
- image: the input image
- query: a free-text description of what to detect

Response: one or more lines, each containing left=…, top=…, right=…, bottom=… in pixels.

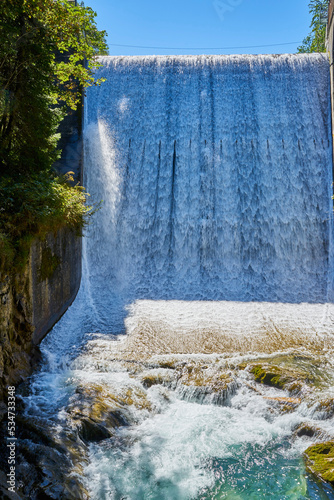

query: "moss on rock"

left=251, top=364, right=287, bottom=389
left=249, top=361, right=311, bottom=394
left=38, top=245, right=60, bottom=282
left=304, top=441, right=334, bottom=486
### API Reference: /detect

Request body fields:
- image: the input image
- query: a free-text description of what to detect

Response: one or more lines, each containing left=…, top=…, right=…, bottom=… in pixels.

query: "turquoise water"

left=83, top=424, right=334, bottom=499
left=79, top=382, right=334, bottom=500
left=198, top=445, right=334, bottom=499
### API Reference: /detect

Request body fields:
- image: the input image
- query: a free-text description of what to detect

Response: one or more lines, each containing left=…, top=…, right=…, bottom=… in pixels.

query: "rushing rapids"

left=18, top=54, right=334, bottom=499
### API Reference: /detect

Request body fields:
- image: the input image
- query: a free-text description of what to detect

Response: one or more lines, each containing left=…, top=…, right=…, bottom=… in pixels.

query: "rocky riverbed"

left=2, top=324, right=334, bottom=499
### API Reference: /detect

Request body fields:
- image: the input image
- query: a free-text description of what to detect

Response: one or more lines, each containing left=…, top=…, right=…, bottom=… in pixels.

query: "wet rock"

left=154, top=359, right=184, bottom=370
left=67, top=382, right=152, bottom=441
left=248, top=362, right=311, bottom=395
left=0, top=402, right=7, bottom=423
left=293, top=423, right=326, bottom=440
left=14, top=439, right=89, bottom=500
left=16, top=413, right=88, bottom=461
left=0, top=470, right=21, bottom=499
left=263, top=396, right=301, bottom=413
left=175, top=364, right=237, bottom=405
left=304, top=441, right=334, bottom=486
left=315, top=399, right=334, bottom=419
left=0, top=264, right=35, bottom=404
left=74, top=383, right=152, bottom=412
left=140, top=369, right=176, bottom=388
left=77, top=417, right=112, bottom=443
left=251, top=364, right=298, bottom=389
left=0, top=395, right=90, bottom=500
left=240, top=353, right=332, bottom=397
left=0, top=228, right=81, bottom=407
left=179, top=364, right=235, bottom=392
left=17, top=416, right=66, bottom=452
left=140, top=359, right=238, bottom=405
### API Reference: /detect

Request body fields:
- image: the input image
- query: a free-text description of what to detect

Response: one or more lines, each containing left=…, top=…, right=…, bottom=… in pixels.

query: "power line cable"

left=109, top=41, right=303, bottom=51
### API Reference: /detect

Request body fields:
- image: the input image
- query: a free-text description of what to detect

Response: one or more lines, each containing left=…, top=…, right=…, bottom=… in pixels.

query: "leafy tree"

left=298, top=0, right=329, bottom=53
left=0, top=0, right=108, bottom=176
left=0, top=0, right=108, bottom=266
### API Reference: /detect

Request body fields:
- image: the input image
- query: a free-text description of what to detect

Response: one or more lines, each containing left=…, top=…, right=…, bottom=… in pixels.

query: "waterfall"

left=84, top=54, right=333, bottom=333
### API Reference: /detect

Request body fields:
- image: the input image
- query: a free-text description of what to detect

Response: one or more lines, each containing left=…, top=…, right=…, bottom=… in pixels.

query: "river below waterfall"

left=21, top=295, right=334, bottom=499
left=16, top=54, right=334, bottom=499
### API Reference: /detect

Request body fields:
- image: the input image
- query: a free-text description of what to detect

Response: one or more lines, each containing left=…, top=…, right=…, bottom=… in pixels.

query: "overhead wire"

left=108, top=41, right=303, bottom=51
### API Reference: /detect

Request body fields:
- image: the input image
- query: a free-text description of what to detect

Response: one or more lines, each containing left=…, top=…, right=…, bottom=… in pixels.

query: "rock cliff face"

left=0, top=268, right=34, bottom=418
left=0, top=227, right=81, bottom=413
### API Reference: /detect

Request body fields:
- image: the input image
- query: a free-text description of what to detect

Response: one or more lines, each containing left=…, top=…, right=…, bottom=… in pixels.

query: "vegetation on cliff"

left=0, top=0, right=108, bottom=268
left=298, top=0, right=329, bottom=53
left=0, top=172, right=93, bottom=267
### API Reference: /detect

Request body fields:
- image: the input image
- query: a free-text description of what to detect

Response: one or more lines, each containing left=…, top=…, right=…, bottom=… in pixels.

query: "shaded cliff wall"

left=53, top=102, right=83, bottom=185
left=31, top=228, right=82, bottom=344
left=0, top=228, right=81, bottom=413
left=0, top=265, right=33, bottom=416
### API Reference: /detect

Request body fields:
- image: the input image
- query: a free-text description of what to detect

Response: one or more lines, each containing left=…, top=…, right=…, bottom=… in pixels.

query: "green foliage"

left=0, top=171, right=97, bottom=269
left=0, top=1, right=60, bottom=175
left=0, top=1, right=106, bottom=270
left=42, top=0, right=108, bottom=109
left=0, top=0, right=108, bottom=174
left=298, top=0, right=329, bottom=53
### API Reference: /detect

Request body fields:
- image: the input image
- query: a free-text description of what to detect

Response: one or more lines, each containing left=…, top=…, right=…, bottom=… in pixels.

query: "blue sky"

left=86, top=0, right=313, bottom=56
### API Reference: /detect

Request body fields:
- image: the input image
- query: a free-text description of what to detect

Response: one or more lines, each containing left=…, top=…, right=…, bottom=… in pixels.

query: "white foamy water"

left=83, top=392, right=311, bottom=499
left=25, top=54, right=334, bottom=499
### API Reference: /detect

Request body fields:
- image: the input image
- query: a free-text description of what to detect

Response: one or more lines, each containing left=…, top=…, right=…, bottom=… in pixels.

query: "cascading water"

left=20, top=54, right=334, bottom=500
left=84, top=54, right=333, bottom=316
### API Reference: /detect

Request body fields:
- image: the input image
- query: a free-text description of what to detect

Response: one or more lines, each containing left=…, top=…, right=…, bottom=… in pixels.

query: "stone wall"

left=31, top=228, right=81, bottom=344
left=0, top=227, right=81, bottom=412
